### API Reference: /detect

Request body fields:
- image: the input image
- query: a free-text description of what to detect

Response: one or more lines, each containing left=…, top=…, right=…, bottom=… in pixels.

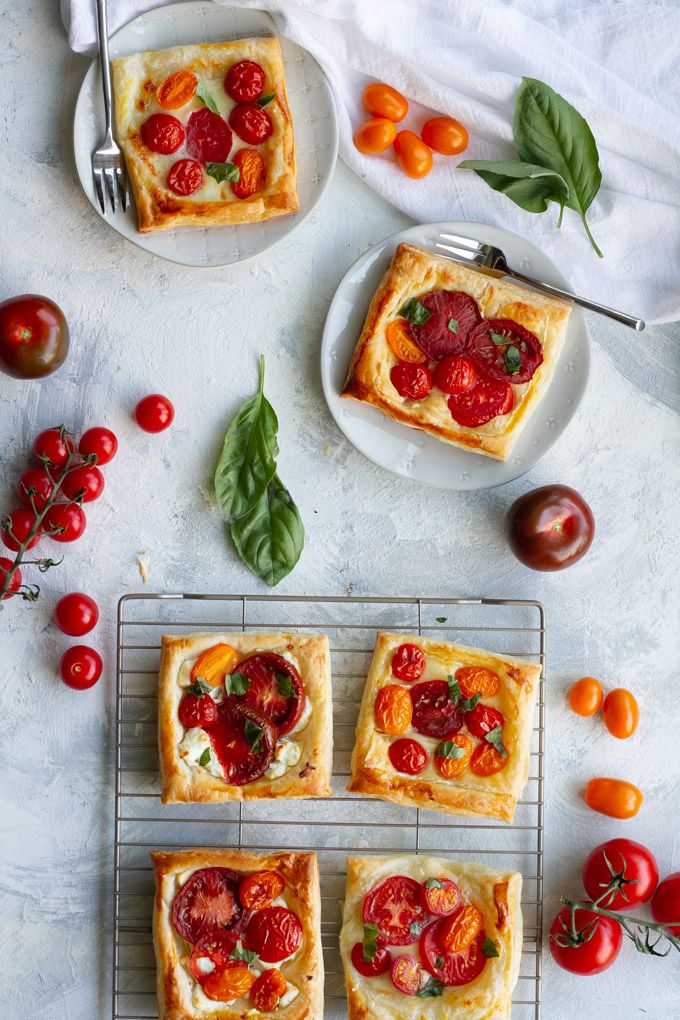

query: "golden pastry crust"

left=340, top=855, right=522, bottom=1020
left=348, top=632, right=541, bottom=823
left=342, top=242, right=571, bottom=461
left=159, top=632, right=332, bottom=803
left=152, top=848, right=323, bottom=1020
left=112, top=37, right=298, bottom=232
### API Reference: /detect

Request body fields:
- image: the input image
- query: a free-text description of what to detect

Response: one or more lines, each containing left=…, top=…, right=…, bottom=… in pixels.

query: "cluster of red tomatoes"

left=354, top=82, right=469, bottom=179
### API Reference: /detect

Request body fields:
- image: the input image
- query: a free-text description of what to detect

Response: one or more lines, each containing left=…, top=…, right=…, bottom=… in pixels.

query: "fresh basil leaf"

left=436, top=616, right=447, bottom=623
left=276, top=672, right=298, bottom=698
left=416, top=977, right=445, bottom=998
left=256, top=91, right=276, bottom=107
left=504, top=345, right=522, bottom=375
left=409, top=920, right=424, bottom=937
left=189, top=677, right=212, bottom=696
left=485, top=724, right=508, bottom=757
left=458, top=158, right=570, bottom=215
left=435, top=955, right=445, bottom=969
left=244, top=718, right=264, bottom=754
left=426, top=878, right=444, bottom=890
left=206, top=161, right=240, bottom=183
left=435, top=739, right=465, bottom=760
left=459, top=692, right=481, bottom=713
left=447, top=319, right=459, bottom=333
left=215, top=354, right=279, bottom=524
left=482, top=937, right=500, bottom=958
left=196, top=81, right=219, bottom=114
left=513, top=78, right=603, bottom=256
left=198, top=748, right=211, bottom=767
left=398, top=298, right=431, bottom=325
left=362, top=923, right=379, bottom=962
left=447, top=676, right=461, bottom=704
left=230, top=472, right=304, bottom=586
left=226, top=671, right=251, bottom=696
left=230, top=939, right=259, bottom=965
left=490, top=331, right=508, bottom=346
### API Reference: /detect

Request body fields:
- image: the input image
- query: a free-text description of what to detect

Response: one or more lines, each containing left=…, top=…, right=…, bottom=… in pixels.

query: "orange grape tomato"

left=421, top=116, right=469, bottom=156
left=239, top=870, right=285, bottom=910
left=469, top=742, right=508, bottom=777
left=455, top=666, right=501, bottom=699
left=374, top=684, right=413, bottom=735
left=393, top=130, right=433, bottom=179
left=191, top=643, right=239, bottom=687
left=230, top=148, right=266, bottom=199
left=440, top=902, right=483, bottom=953
left=202, top=961, right=255, bottom=1001
left=434, top=734, right=472, bottom=779
left=602, top=688, right=639, bottom=739
left=157, top=69, right=198, bottom=109
left=585, top=778, right=643, bottom=819
left=353, top=117, right=397, bottom=155
left=385, top=320, right=426, bottom=363
left=250, top=968, right=287, bottom=1012
left=568, top=676, right=604, bottom=717
left=362, top=82, right=409, bottom=122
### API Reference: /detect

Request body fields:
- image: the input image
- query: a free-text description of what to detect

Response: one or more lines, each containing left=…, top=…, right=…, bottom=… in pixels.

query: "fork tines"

left=92, top=152, right=128, bottom=215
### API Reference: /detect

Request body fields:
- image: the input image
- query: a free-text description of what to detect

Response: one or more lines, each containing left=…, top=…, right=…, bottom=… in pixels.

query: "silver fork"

left=91, top=0, right=128, bottom=214
left=436, top=233, right=644, bottom=331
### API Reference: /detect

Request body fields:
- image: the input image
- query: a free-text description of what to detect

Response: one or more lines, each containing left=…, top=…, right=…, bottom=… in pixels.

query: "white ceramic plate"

left=321, top=222, right=590, bottom=491
left=73, top=1, right=338, bottom=267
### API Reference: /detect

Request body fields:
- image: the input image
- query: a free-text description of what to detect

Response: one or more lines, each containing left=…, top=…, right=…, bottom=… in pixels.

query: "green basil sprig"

left=459, top=77, right=603, bottom=257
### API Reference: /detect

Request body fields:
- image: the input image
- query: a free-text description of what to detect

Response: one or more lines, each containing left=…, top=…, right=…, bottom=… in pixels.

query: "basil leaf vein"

left=458, top=158, right=570, bottom=215
left=230, top=472, right=304, bottom=586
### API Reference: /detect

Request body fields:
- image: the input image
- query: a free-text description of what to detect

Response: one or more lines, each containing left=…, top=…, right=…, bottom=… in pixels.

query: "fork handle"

left=509, top=269, right=645, bottom=331
left=95, top=0, right=114, bottom=134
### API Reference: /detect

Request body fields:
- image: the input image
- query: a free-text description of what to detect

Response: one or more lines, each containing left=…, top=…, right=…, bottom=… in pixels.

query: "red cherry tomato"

left=583, top=839, right=659, bottom=911
left=54, top=592, right=99, bottom=636
left=410, top=679, right=463, bottom=739
left=186, top=108, right=233, bottom=163
left=434, top=354, right=477, bottom=394
left=391, top=643, right=425, bottom=682
left=505, top=485, right=595, bottom=571
left=448, top=376, right=514, bottom=427
left=410, top=290, right=482, bottom=361
left=388, top=737, right=428, bottom=776
left=350, top=940, right=391, bottom=977
left=61, top=465, right=105, bottom=503
left=167, top=159, right=204, bottom=197
left=78, top=427, right=118, bottom=465
left=229, top=103, right=273, bottom=145
left=141, top=113, right=184, bottom=154
left=390, top=362, right=433, bottom=400
left=2, top=508, right=41, bottom=551
left=208, top=700, right=276, bottom=784
left=464, top=702, right=504, bottom=739
left=467, top=319, right=543, bottom=384
left=363, top=875, right=429, bottom=946
left=0, top=557, right=21, bottom=600
left=179, top=693, right=218, bottom=729
left=602, top=688, right=639, bottom=739
left=419, top=921, right=488, bottom=986
left=651, top=872, right=680, bottom=936
left=362, top=82, right=409, bottom=122
left=135, top=394, right=175, bottom=433
left=239, top=870, right=285, bottom=910
left=225, top=60, right=266, bottom=102
left=247, top=906, right=303, bottom=962
left=172, top=867, right=246, bottom=944
left=389, top=954, right=426, bottom=995
left=230, top=148, right=266, bottom=199
left=59, top=645, right=103, bottom=690
left=236, top=652, right=305, bottom=735
left=420, top=877, right=462, bottom=917
left=34, top=428, right=74, bottom=468
left=549, top=905, right=622, bottom=975
left=353, top=117, right=397, bottom=154
left=421, top=117, right=469, bottom=156
left=393, top=130, right=433, bottom=179
left=44, top=503, right=87, bottom=543
left=0, top=295, right=69, bottom=379
left=188, top=929, right=240, bottom=983
left=17, top=468, right=54, bottom=511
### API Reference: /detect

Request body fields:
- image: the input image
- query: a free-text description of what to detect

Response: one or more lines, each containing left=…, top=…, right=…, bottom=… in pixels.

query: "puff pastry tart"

left=152, top=848, right=323, bottom=1019
left=348, top=632, right=541, bottom=822
left=340, top=854, right=522, bottom=1019
left=159, top=632, right=332, bottom=803
left=111, top=37, right=298, bottom=232
left=342, top=242, right=571, bottom=461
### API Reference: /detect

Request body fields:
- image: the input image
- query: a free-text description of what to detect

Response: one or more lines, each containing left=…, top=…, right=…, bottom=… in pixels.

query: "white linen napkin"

left=62, top=0, right=680, bottom=323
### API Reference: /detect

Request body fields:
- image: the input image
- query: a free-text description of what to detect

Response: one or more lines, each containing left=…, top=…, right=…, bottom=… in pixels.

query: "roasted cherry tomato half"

left=225, top=60, right=266, bottom=102
left=250, top=968, right=287, bottom=1011
left=350, top=941, right=392, bottom=977
left=388, top=737, right=428, bottom=776
left=44, top=503, right=86, bottom=542
left=549, top=905, right=622, bottom=975
left=188, top=929, right=240, bottom=983
left=420, top=921, right=488, bottom=986
left=208, top=700, right=277, bottom=785
left=506, top=484, right=595, bottom=572
left=229, top=103, right=273, bottom=145
left=61, top=464, right=105, bottom=503
left=141, top=113, right=184, bottom=154
left=362, top=82, right=409, bottom=122
left=385, top=319, right=426, bottom=363
left=465, top=702, right=504, bottom=740
left=79, top=426, right=118, bottom=465
left=0, top=295, right=69, bottom=379
left=172, top=866, right=246, bottom=944
left=0, top=558, right=22, bottom=600
left=448, top=376, right=513, bottom=427
left=421, top=117, right=468, bottom=155
left=2, top=508, right=41, bottom=551
left=583, top=838, right=658, bottom=910
left=469, top=742, right=507, bottom=776
left=239, top=870, right=285, bottom=910
left=393, top=130, right=433, bottom=179
left=135, top=393, right=175, bottom=432
left=363, top=875, right=430, bottom=946
left=440, top=902, right=483, bottom=953
left=186, top=108, right=233, bottom=163
left=230, top=148, right=266, bottom=199
left=59, top=645, right=103, bottom=690
left=434, top=734, right=472, bottom=779
left=178, top=692, right=218, bottom=729
left=420, top=877, right=462, bottom=917
left=389, top=954, right=425, bottom=995
left=390, top=361, right=433, bottom=400
left=651, top=872, right=680, bottom=936
left=202, top=961, right=254, bottom=1001
left=410, top=679, right=463, bottom=739
left=391, top=643, right=425, bottom=682
left=410, top=289, right=481, bottom=361
left=568, top=676, right=603, bottom=717
left=18, top=467, right=54, bottom=511
left=157, top=69, right=197, bottom=109
left=34, top=428, right=74, bottom=468
left=353, top=117, right=397, bottom=154
left=167, top=158, right=204, bottom=197
left=602, top=688, right=639, bottom=739
left=434, top=354, right=477, bottom=394
left=455, top=665, right=501, bottom=699
left=54, top=592, right=99, bottom=636
left=374, top=684, right=413, bottom=735
left=191, top=643, right=239, bottom=687
left=247, top=906, right=303, bottom=962
left=585, top=777, right=643, bottom=819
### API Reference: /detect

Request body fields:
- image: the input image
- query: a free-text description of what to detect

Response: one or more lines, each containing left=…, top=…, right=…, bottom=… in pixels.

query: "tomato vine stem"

left=559, top=895, right=680, bottom=957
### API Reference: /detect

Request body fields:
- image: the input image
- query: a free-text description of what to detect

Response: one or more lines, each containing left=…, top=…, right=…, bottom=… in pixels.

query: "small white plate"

left=73, top=1, right=338, bottom=267
left=321, top=222, right=590, bottom=491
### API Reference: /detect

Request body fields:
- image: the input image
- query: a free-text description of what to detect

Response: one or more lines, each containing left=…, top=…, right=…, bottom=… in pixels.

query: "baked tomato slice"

left=188, top=929, right=241, bottom=983
left=363, top=876, right=430, bottom=946
left=172, top=867, right=247, bottom=944
left=410, top=290, right=482, bottom=361
left=410, top=679, right=463, bottom=739
left=246, top=906, right=303, bottom=962
left=185, top=108, right=233, bottom=163
left=447, top=376, right=513, bottom=427
left=207, top=698, right=276, bottom=784
left=391, top=643, right=425, bottom=682
left=466, top=318, right=543, bottom=384
left=419, top=920, right=488, bottom=986
left=236, top=652, right=305, bottom=735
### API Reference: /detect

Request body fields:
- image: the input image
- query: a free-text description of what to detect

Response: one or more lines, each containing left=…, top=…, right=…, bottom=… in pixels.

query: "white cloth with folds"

left=62, top=0, right=680, bottom=323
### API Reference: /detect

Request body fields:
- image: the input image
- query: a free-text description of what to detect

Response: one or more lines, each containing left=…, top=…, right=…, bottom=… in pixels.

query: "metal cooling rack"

left=113, top=594, right=545, bottom=1020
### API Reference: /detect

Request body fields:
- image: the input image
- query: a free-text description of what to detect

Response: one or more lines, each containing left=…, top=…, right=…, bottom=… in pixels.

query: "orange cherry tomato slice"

left=455, top=666, right=501, bottom=700
left=568, top=676, right=604, bottom=717
left=421, top=117, right=469, bottom=156
left=202, top=961, right=255, bottom=1001
left=385, top=319, right=426, bottom=364
left=393, top=130, right=433, bottom=179
left=354, top=117, right=397, bottom=154
left=239, top=870, right=285, bottom=910
left=230, top=148, right=266, bottom=200
left=602, top=688, right=639, bottom=739
left=434, top=734, right=473, bottom=779
left=157, top=69, right=198, bottom=110
left=374, top=684, right=413, bottom=735
left=191, top=643, right=239, bottom=687
left=469, top=742, right=508, bottom=777
left=362, top=82, right=409, bottom=122
left=585, top=778, right=643, bottom=819
left=250, top=968, right=287, bottom=1012
left=440, top=903, right=483, bottom=953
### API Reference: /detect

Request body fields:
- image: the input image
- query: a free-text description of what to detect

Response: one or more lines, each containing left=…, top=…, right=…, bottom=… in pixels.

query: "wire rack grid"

left=112, top=593, right=546, bottom=1020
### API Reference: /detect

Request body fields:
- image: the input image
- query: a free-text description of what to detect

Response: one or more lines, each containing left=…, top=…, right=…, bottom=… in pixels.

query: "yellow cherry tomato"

left=362, top=82, right=409, bottom=122
left=393, top=131, right=433, bottom=179
left=421, top=116, right=469, bottom=156
left=353, top=117, right=397, bottom=155
left=602, top=688, right=639, bottom=739
left=385, top=319, right=426, bottom=363
left=568, top=676, right=604, bottom=717
left=585, top=777, right=643, bottom=819
left=157, top=69, right=198, bottom=110
left=190, top=643, right=239, bottom=687
left=374, top=684, right=412, bottom=735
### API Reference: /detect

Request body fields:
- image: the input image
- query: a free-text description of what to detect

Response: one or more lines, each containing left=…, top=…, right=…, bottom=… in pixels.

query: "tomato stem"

left=560, top=896, right=680, bottom=956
